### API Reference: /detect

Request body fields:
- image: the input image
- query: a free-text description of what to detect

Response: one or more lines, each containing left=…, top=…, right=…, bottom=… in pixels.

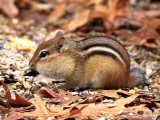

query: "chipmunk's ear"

left=52, top=30, right=66, bottom=50
left=55, top=29, right=64, bottom=38
left=57, top=36, right=65, bottom=50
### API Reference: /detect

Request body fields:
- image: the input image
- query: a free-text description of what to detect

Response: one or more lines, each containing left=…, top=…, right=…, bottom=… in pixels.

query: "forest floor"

left=0, top=0, right=160, bottom=120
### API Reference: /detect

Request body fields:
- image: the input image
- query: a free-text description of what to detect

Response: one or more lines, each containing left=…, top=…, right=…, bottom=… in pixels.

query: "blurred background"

left=0, top=0, right=160, bottom=68
left=0, top=0, right=159, bottom=41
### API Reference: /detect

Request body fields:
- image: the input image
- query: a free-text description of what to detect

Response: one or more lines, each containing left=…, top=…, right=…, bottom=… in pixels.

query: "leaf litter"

left=0, top=0, right=160, bottom=119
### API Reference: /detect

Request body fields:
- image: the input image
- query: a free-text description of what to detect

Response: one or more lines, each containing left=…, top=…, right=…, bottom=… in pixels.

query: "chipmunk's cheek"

left=36, top=62, right=48, bottom=74
left=36, top=61, right=64, bottom=80
left=36, top=55, right=76, bottom=80
left=36, top=62, right=43, bottom=74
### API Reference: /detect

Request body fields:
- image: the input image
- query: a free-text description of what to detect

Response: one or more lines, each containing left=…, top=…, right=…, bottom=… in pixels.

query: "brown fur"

left=29, top=31, right=137, bottom=90
left=37, top=52, right=76, bottom=80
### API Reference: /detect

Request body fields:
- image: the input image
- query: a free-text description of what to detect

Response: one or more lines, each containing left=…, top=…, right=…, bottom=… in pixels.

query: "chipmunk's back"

left=68, top=36, right=133, bottom=89
left=76, top=36, right=130, bottom=70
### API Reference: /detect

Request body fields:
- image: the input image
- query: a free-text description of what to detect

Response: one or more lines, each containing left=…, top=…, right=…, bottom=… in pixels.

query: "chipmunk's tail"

left=130, top=66, right=147, bottom=88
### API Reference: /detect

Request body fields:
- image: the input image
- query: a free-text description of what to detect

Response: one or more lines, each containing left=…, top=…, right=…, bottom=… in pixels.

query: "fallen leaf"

left=1, top=81, right=32, bottom=106
left=65, top=9, right=91, bottom=31
left=114, top=18, right=160, bottom=49
left=100, top=90, right=120, bottom=99
left=0, top=0, right=19, bottom=17
left=69, top=105, right=87, bottom=117
left=81, top=95, right=104, bottom=104
left=17, top=95, right=71, bottom=119
left=3, top=111, right=23, bottom=120
left=48, top=2, right=67, bottom=22
left=36, top=87, right=59, bottom=98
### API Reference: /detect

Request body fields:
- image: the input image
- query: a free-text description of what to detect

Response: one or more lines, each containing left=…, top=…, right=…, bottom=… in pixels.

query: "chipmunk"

left=29, top=30, right=146, bottom=90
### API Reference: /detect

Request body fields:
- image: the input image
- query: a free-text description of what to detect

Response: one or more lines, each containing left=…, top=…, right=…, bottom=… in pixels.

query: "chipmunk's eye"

left=40, top=51, right=49, bottom=58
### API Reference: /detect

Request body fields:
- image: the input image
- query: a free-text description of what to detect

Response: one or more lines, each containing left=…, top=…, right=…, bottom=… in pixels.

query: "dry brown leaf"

left=89, top=0, right=130, bottom=30
left=132, top=10, right=160, bottom=20
left=57, top=88, right=73, bottom=98
left=81, top=95, right=104, bottom=104
left=0, top=97, right=11, bottom=109
left=62, top=0, right=130, bottom=31
left=36, top=87, right=59, bottom=98
left=56, top=88, right=80, bottom=106
left=136, top=18, right=160, bottom=40
left=48, top=2, right=67, bottom=22
left=3, top=111, right=23, bottom=120
left=0, top=0, right=19, bottom=17
left=91, top=0, right=130, bottom=21
left=69, top=105, right=87, bottom=117
left=115, top=18, right=160, bottom=49
left=65, top=9, right=91, bottom=31
left=17, top=96, right=52, bottom=119
left=47, top=105, right=64, bottom=113
left=77, top=94, right=155, bottom=119
left=37, top=88, right=80, bottom=106
left=17, top=95, right=73, bottom=119
left=1, top=81, right=32, bottom=106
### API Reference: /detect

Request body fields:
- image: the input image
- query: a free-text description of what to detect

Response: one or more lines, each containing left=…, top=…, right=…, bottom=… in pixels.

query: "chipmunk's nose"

left=24, top=67, right=39, bottom=77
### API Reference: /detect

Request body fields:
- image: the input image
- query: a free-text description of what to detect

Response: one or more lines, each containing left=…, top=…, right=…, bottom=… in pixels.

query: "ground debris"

left=0, top=0, right=160, bottom=119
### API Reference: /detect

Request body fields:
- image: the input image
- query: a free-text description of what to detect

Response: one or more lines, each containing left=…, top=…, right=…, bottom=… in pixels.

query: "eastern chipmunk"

left=29, top=30, right=144, bottom=90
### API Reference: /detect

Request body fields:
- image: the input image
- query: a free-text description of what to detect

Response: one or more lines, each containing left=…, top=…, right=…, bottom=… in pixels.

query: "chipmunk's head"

left=29, top=30, right=76, bottom=79
left=29, top=30, right=66, bottom=68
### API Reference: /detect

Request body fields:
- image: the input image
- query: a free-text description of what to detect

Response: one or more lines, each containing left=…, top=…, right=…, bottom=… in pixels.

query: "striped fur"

left=77, top=36, right=130, bottom=69
left=82, top=45, right=126, bottom=67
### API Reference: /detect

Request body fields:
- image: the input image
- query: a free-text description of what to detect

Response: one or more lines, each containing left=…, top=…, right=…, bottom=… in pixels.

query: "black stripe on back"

left=82, top=44, right=124, bottom=59
left=80, top=35, right=129, bottom=57
left=81, top=35, right=123, bottom=47
left=88, top=51, right=117, bottom=60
